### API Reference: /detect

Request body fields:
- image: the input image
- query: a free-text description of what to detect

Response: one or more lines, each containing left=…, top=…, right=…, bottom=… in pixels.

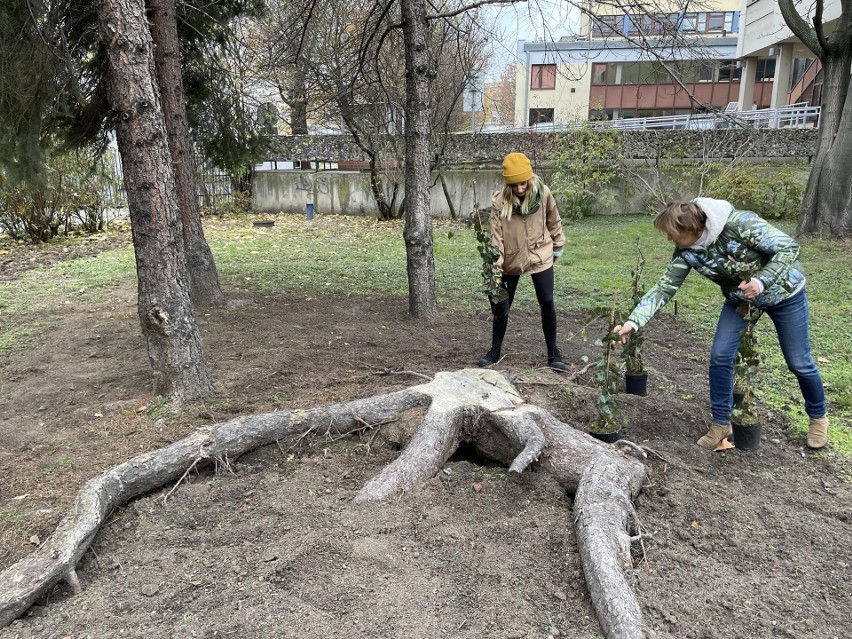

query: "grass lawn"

left=2, top=212, right=850, bottom=452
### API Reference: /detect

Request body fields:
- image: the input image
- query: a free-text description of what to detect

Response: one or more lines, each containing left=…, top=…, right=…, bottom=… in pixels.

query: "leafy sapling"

left=622, top=236, right=646, bottom=375
left=731, top=262, right=764, bottom=427
left=590, top=299, right=622, bottom=435
left=474, top=207, right=506, bottom=302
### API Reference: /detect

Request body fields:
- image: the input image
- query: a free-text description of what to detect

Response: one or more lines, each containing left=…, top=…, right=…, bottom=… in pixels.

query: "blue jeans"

left=709, top=289, right=825, bottom=424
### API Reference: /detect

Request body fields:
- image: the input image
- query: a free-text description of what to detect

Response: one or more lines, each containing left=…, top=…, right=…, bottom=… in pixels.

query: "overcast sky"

left=482, top=1, right=582, bottom=78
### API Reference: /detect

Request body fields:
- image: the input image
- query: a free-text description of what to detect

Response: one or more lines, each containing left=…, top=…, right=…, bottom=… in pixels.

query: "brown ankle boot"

left=807, top=415, right=829, bottom=449
left=697, top=423, right=733, bottom=450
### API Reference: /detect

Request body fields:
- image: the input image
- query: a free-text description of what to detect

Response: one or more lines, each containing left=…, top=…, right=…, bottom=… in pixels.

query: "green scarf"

left=512, top=182, right=542, bottom=217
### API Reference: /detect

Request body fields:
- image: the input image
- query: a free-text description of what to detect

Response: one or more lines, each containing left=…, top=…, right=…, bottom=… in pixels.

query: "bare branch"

left=425, top=0, right=523, bottom=21
left=778, top=0, right=823, bottom=57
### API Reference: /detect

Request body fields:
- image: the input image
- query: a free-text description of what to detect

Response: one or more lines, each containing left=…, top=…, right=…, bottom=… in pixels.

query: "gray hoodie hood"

left=689, top=197, right=733, bottom=250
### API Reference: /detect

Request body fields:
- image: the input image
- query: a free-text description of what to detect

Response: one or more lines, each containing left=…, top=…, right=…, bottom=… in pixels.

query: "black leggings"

left=489, top=267, right=558, bottom=351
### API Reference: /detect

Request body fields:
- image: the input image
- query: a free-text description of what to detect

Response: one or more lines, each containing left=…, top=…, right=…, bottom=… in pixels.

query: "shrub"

left=202, top=190, right=251, bottom=218
left=0, top=149, right=122, bottom=242
left=705, top=164, right=804, bottom=219
left=549, top=124, right=623, bottom=221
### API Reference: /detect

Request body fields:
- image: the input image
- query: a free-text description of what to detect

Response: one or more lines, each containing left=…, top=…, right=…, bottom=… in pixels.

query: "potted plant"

left=730, top=268, right=764, bottom=450
left=588, top=300, right=623, bottom=443
left=622, top=237, right=647, bottom=396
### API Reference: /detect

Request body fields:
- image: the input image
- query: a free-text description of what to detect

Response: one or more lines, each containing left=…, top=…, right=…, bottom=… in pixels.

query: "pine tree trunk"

left=401, top=0, right=438, bottom=318
left=148, top=0, right=227, bottom=307
left=98, top=0, right=213, bottom=402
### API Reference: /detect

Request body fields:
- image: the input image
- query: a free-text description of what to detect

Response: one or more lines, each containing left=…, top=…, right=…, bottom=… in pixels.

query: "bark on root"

left=0, top=369, right=648, bottom=638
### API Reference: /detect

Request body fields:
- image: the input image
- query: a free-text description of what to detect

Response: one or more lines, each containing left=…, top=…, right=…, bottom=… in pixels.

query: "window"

left=708, top=12, right=725, bottom=31
left=588, top=108, right=612, bottom=121
left=717, top=60, right=742, bottom=82
left=591, top=63, right=616, bottom=85
left=626, top=14, right=641, bottom=35
left=621, top=62, right=641, bottom=85
left=531, top=64, right=556, bottom=90
left=529, top=108, right=554, bottom=125
left=756, top=58, right=776, bottom=81
left=681, top=11, right=735, bottom=34
left=592, top=14, right=625, bottom=37
left=632, top=14, right=669, bottom=36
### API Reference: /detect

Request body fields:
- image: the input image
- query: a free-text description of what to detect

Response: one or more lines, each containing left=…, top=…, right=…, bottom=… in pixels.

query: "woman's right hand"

left=612, top=324, right=635, bottom=344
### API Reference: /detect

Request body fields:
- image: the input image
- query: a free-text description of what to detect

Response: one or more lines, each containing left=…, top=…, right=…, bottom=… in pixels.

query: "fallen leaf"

left=817, top=356, right=830, bottom=364
left=690, top=521, right=700, bottom=529
left=29, top=535, right=40, bottom=545
left=472, top=482, right=482, bottom=493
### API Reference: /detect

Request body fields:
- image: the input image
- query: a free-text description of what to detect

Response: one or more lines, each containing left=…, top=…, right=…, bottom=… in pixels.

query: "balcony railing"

left=512, top=103, right=821, bottom=133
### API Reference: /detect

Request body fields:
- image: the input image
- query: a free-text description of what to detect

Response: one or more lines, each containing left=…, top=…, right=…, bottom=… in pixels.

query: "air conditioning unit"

left=768, top=47, right=781, bottom=56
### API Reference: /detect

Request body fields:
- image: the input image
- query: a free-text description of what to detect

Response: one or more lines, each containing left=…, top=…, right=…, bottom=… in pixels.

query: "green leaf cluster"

left=732, top=262, right=764, bottom=427
left=622, top=236, right=646, bottom=373
left=590, top=301, right=622, bottom=434
left=705, top=164, right=804, bottom=219
left=0, top=149, right=122, bottom=242
left=473, top=208, right=505, bottom=301
left=548, top=124, right=624, bottom=221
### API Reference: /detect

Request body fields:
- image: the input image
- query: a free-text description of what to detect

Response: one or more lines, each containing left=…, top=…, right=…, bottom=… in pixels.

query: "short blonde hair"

left=653, top=201, right=707, bottom=238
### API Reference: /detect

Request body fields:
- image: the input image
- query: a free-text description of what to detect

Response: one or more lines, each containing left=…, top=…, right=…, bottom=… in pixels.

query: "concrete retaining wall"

left=253, top=129, right=816, bottom=217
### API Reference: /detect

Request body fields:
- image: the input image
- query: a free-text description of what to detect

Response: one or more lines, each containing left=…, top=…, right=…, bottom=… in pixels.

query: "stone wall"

left=255, top=129, right=816, bottom=217
left=271, top=128, right=819, bottom=165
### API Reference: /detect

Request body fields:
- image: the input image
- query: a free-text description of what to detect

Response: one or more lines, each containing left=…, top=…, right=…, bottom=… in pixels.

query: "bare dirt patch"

left=1, top=240, right=850, bottom=639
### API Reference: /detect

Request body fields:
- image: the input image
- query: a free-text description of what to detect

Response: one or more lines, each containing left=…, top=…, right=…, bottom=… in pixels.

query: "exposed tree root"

left=0, top=370, right=648, bottom=638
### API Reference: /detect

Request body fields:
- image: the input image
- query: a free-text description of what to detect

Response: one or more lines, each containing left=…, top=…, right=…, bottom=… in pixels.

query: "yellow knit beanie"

left=502, top=152, right=533, bottom=185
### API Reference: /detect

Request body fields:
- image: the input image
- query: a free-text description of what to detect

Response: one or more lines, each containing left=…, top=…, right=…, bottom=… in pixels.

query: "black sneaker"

left=478, top=347, right=501, bottom=367
left=547, top=348, right=566, bottom=373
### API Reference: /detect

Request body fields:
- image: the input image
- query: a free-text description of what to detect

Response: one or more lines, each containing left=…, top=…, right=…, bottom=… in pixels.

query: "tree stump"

left=0, top=369, right=648, bottom=638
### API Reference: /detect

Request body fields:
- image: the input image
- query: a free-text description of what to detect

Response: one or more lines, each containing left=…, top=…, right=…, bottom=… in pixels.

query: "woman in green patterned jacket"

left=614, top=198, right=829, bottom=450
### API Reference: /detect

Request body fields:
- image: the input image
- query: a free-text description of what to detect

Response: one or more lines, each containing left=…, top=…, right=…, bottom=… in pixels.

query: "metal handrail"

left=509, top=103, right=821, bottom=133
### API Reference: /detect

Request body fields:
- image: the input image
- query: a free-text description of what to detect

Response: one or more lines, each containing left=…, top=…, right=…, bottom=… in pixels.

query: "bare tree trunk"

left=149, top=0, right=227, bottom=307
left=368, top=155, right=397, bottom=220
left=777, top=0, right=852, bottom=237
left=288, top=63, right=309, bottom=135
left=99, top=0, right=212, bottom=402
left=797, top=52, right=852, bottom=236
left=439, top=172, right=457, bottom=219
left=401, top=0, right=438, bottom=318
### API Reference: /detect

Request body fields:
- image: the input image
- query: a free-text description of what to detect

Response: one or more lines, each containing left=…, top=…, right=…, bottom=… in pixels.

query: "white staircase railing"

left=509, top=103, right=821, bottom=133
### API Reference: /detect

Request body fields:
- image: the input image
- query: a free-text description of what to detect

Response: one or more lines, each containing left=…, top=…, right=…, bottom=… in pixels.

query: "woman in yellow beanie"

left=479, top=152, right=567, bottom=371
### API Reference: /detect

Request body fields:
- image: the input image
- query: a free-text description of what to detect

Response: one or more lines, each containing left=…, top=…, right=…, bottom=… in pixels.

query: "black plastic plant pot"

left=588, top=430, right=620, bottom=444
left=732, top=422, right=761, bottom=451
left=625, top=372, right=648, bottom=396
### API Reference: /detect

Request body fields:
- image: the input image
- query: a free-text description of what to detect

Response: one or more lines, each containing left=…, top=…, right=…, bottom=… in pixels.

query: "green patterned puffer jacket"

left=628, top=205, right=805, bottom=330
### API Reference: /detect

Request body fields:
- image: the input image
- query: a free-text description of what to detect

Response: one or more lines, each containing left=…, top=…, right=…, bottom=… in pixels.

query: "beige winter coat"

left=490, top=184, right=566, bottom=275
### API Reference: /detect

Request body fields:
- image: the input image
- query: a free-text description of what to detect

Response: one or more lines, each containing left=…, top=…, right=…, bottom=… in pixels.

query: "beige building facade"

left=512, top=0, right=830, bottom=127
left=736, top=0, right=838, bottom=110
